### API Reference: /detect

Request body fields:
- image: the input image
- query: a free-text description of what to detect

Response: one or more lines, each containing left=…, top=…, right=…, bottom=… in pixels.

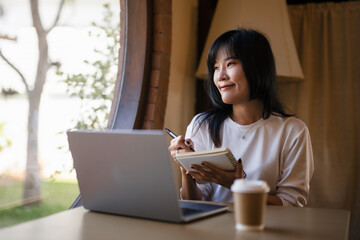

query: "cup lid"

left=231, top=179, right=270, bottom=193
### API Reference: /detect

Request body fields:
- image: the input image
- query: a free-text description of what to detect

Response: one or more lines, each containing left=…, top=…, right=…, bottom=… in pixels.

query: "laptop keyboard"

left=179, top=201, right=227, bottom=217
left=181, top=207, right=203, bottom=216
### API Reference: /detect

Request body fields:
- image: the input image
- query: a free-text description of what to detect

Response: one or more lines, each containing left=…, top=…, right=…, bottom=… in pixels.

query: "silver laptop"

left=67, top=129, right=228, bottom=223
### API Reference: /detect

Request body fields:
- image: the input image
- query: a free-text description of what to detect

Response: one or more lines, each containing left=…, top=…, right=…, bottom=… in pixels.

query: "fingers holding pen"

left=168, top=135, right=193, bottom=158
left=171, top=136, right=193, bottom=150
left=184, top=138, right=195, bottom=151
left=170, top=135, right=187, bottom=150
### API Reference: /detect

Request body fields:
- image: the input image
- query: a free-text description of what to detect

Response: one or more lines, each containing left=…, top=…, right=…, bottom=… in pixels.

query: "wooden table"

left=0, top=205, right=350, bottom=240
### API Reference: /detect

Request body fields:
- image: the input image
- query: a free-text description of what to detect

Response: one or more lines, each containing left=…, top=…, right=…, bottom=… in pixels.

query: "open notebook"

left=175, top=147, right=237, bottom=171
left=67, top=129, right=228, bottom=223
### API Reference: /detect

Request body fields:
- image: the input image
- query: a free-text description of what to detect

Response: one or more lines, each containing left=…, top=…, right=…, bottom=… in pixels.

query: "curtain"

left=278, top=2, right=360, bottom=239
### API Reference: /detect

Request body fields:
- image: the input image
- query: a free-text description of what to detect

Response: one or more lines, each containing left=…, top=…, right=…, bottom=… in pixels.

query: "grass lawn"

left=0, top=179, right=79, bottom=228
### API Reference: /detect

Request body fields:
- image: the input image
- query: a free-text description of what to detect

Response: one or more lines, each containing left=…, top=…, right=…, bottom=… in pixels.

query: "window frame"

left=107, top=0, right=152, bottom=130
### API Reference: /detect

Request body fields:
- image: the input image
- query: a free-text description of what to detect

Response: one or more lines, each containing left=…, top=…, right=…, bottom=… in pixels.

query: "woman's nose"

left=218, top=68, right=228, bottom=81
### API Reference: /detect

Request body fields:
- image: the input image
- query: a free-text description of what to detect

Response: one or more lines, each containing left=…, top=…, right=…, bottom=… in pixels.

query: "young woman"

left=169, top=29, right=314, bottom=207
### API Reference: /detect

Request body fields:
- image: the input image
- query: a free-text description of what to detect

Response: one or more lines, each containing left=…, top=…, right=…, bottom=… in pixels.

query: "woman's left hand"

left=188, top=160, right=243, bottom=189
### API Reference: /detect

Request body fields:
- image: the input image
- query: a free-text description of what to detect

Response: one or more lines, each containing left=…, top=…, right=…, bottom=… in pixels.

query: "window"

left=0, top=0, right=120, bottom=227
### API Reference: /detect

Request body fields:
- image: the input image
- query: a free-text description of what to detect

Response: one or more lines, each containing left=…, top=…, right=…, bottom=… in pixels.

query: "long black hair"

left=196, top=28, right=291, bottom=147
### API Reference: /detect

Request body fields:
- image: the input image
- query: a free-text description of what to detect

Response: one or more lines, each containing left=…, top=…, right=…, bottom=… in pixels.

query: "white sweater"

left=185, top=114, right=314, bottom=207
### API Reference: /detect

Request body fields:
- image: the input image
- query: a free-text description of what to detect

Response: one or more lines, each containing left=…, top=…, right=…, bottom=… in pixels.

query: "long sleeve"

left=276, top=125, right=314, bottom=207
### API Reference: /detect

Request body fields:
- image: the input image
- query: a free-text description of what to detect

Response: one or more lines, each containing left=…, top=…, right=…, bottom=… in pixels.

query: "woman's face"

left=213, top=48, right=250, bottom=105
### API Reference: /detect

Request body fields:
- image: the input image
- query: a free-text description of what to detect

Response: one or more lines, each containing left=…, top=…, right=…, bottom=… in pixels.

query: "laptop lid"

left=67, top=129, right=227, bottom=223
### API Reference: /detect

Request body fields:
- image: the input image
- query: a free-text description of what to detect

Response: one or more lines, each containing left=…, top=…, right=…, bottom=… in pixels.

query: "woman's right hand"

left=168, top=135, right=194, bottom=173
left=169, top=136, right=202, bottom=200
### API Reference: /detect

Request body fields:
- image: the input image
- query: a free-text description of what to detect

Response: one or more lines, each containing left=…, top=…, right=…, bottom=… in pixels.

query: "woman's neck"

left=231, top=99, right=264, bottom=125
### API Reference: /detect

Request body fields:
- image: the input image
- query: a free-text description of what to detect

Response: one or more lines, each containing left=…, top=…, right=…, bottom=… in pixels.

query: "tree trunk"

left=23, top=98, right=41, bottom=204
left=22, top=1, right=49, bottom=203
left=22, top=45, right=49, bottom=204
left=22, top=0, right=64, bottom=205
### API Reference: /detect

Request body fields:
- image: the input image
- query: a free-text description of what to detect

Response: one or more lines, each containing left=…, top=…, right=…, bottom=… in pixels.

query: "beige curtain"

left=278, top=2, right=360, bottom=239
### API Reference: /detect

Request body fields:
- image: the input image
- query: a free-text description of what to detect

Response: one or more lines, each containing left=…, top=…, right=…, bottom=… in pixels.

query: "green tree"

left=58, top=3, right=120, bottom=130
left=0, top=0, right=65, bottom=205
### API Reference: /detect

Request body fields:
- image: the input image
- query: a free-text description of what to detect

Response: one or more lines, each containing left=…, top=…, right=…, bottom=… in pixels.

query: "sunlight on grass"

left=0, top=179, right=79, bottom=228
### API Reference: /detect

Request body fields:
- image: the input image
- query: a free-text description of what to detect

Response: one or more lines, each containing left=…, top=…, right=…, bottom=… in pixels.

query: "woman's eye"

left=227, top=62, right=235, bottom=67
left=214, top=66, right=219, bottom=71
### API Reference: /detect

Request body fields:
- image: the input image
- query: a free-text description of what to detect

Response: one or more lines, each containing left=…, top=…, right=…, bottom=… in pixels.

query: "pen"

left=164, top=128, right=195, bottom=152
left=164, top=128, right=177, bottom=138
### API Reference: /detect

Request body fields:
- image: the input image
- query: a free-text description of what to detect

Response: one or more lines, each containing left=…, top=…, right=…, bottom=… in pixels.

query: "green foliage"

left=0, top=122, right=11, bottom=152
left=57, top=3, right=120, bottom=130
left=0, top=179, right=79, bottom=228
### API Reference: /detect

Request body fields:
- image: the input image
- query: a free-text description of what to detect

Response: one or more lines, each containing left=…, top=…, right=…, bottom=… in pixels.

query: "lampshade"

left=196, top=0, right=304, bottom=82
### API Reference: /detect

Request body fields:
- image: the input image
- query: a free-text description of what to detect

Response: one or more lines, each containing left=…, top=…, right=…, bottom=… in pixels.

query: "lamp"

left=196, top=0, right=304, bottom=82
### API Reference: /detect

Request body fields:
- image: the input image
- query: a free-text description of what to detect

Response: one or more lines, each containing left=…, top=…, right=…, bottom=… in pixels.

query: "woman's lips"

left=219, top=84, right=235, bottom=91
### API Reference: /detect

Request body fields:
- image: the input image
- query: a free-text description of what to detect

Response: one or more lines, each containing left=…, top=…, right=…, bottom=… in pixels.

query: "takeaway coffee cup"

left=231, top=179, right=270, bottom=231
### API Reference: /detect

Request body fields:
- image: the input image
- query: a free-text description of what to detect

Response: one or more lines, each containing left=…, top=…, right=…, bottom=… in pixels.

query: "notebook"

left=67, top=129, right=228, bottom=223
left=175, top=147, right=237, bottom=172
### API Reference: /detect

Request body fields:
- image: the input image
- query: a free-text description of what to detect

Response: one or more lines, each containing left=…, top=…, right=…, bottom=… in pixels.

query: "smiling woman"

left=168, top=29, right=314, bottom=207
